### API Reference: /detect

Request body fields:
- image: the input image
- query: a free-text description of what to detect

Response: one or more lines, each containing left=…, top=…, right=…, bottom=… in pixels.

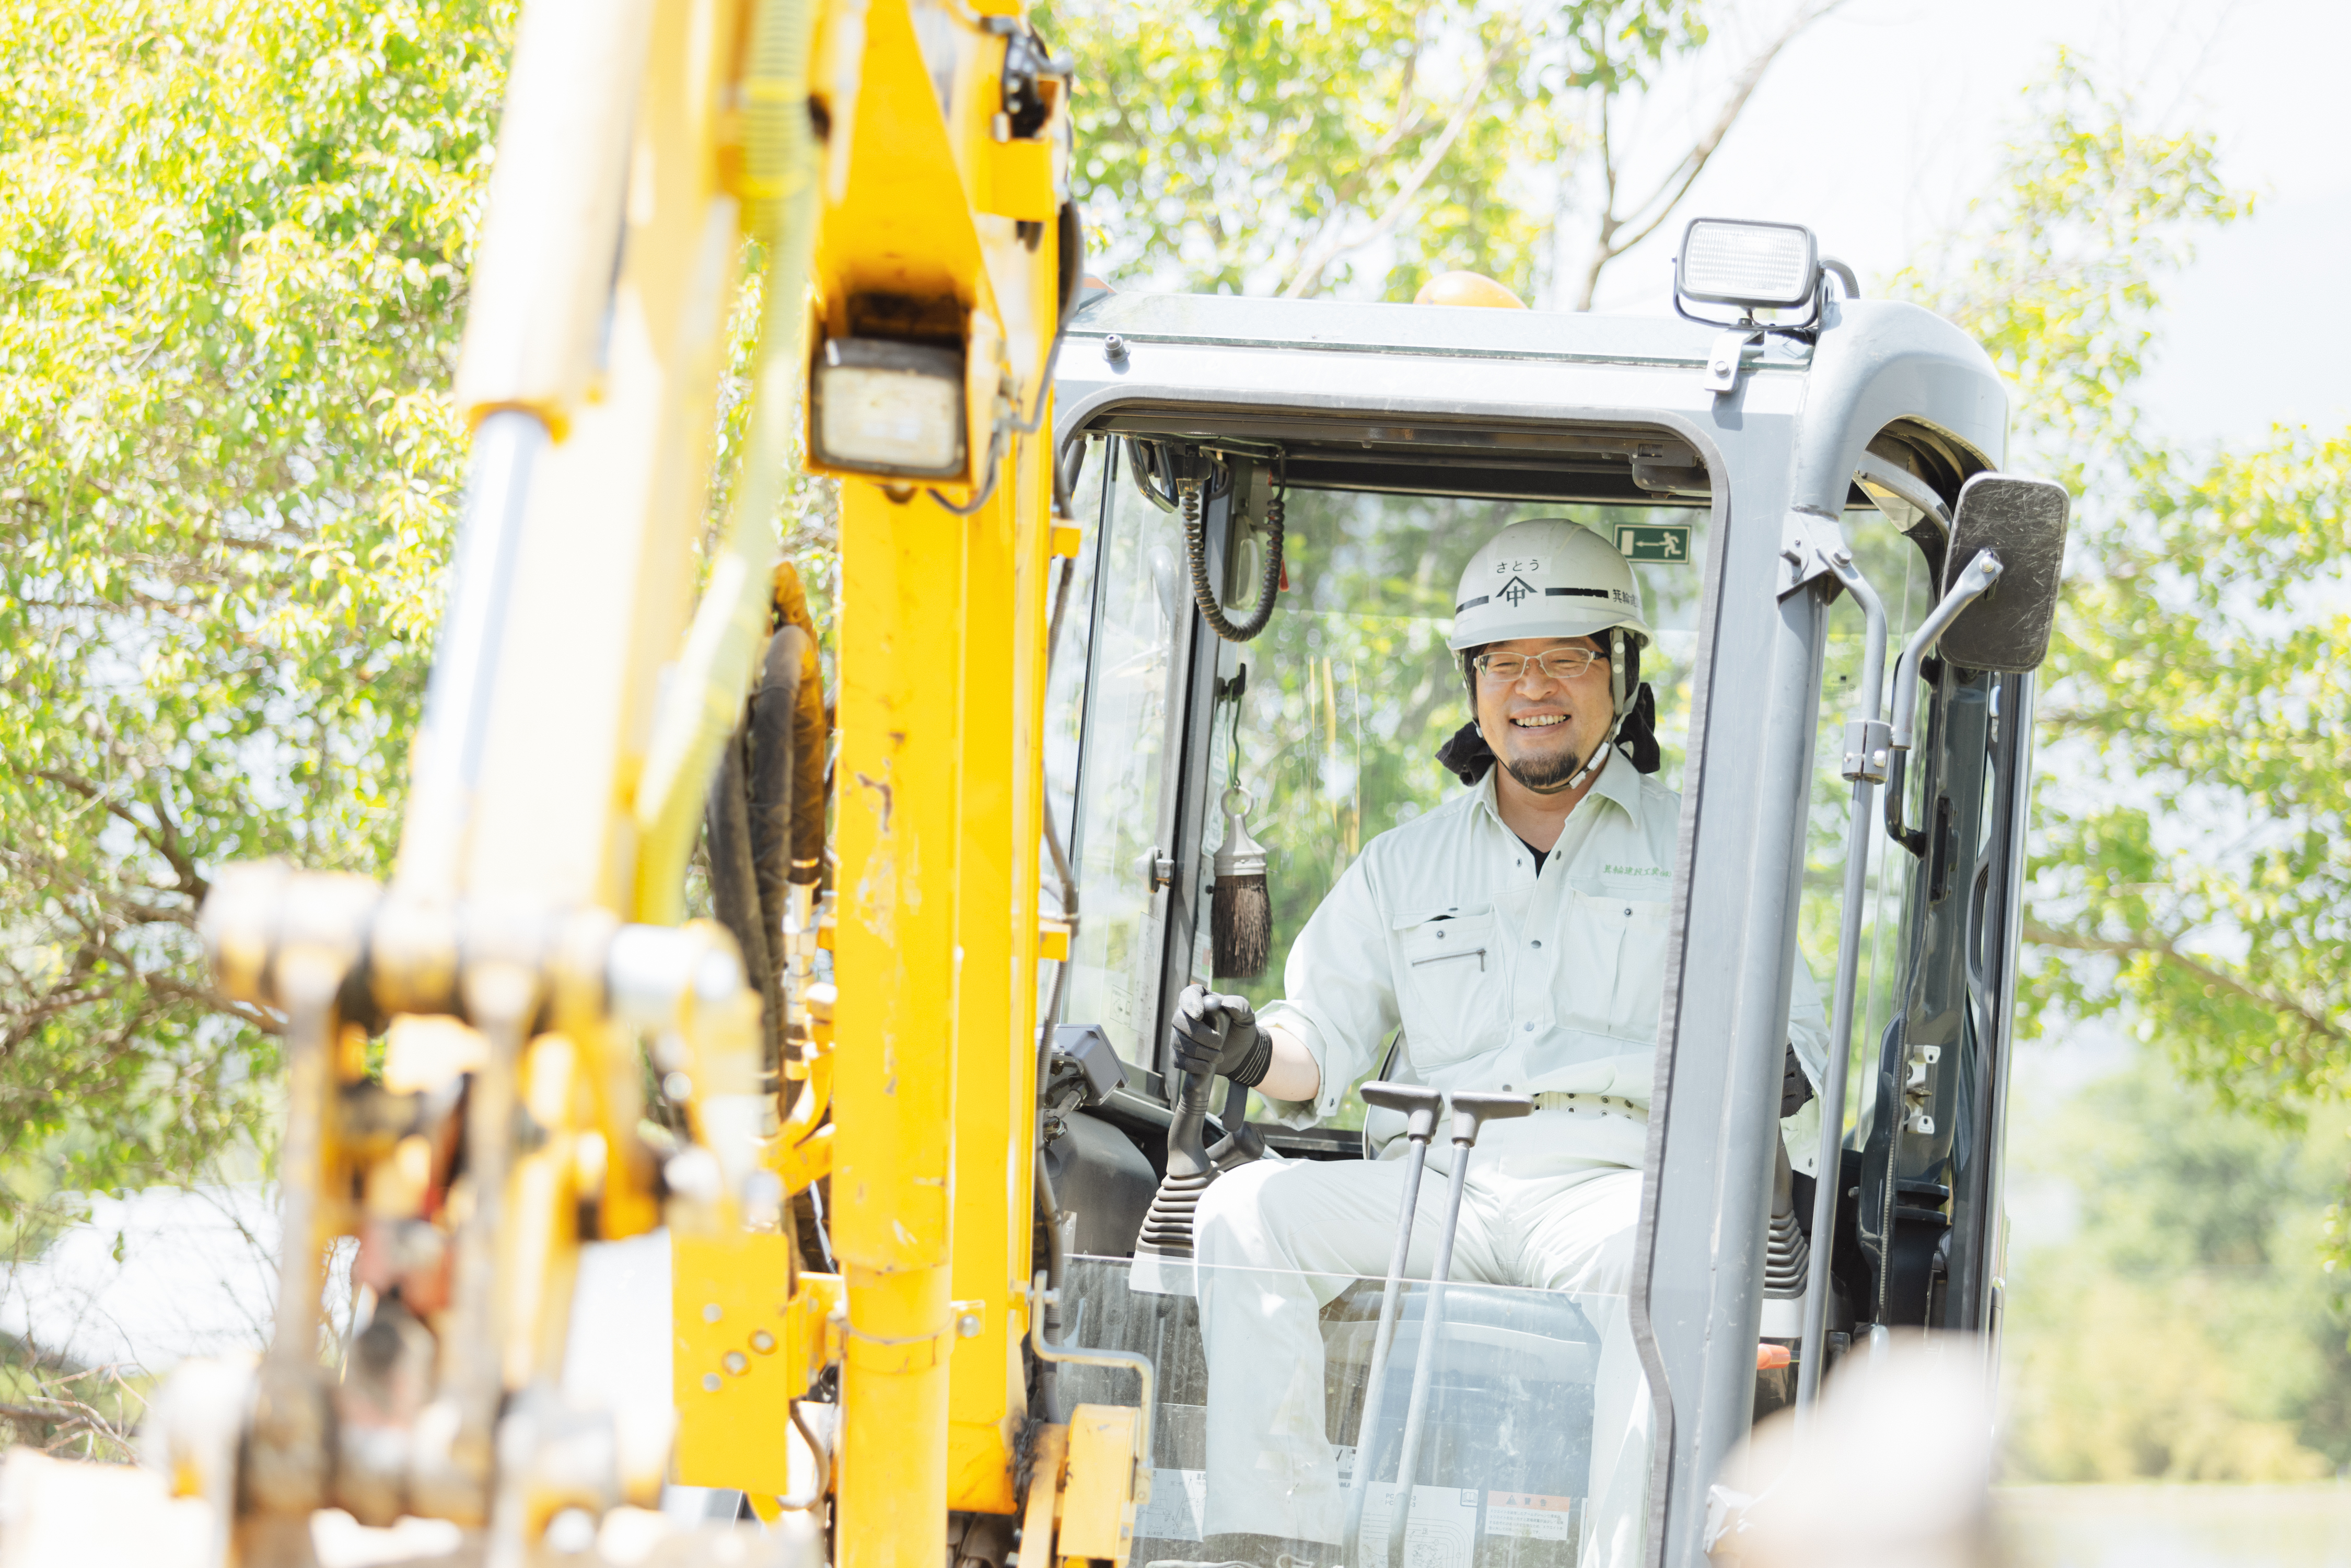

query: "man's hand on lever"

left=1169, top=984, right=1321, bottom=1102
left=1780, top=1041, right=1815, bottom=1117
left=1170, top=984, right=1274, bottom=1085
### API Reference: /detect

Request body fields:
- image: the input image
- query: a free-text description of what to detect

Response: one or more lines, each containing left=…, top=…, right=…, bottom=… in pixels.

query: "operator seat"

left=1324, top=1280, right=1602, bottom=1519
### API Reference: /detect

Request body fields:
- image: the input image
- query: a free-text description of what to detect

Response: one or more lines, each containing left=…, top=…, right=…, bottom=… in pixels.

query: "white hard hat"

left=1447, top=518, right=1654, bottom=652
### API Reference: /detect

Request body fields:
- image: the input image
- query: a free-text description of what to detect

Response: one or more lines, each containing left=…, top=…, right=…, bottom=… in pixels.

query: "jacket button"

left=1530, top=939, right=1542, bottom=949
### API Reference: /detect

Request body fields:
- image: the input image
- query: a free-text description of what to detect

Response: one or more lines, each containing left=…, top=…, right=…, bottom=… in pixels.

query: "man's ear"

left=1471, top=686, right=1506, bottom=757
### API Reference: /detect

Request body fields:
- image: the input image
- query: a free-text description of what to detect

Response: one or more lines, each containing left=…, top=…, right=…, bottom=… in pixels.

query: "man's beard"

left=1500, top=739, right=1594, bottom=795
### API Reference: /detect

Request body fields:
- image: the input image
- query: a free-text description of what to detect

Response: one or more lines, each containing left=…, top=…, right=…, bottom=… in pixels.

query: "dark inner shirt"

left=1519, top=834, right=1549, bottom=876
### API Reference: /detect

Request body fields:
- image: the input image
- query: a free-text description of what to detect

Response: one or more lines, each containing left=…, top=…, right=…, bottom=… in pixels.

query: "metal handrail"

left=1029, top=1275, right=1157, bottom=1480
left=1797, top=548, right=1886, bottom=1414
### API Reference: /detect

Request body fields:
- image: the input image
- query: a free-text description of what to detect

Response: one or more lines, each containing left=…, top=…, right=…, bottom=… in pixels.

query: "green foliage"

left=2000, top=1052, right=2351, bottom=1481
left=1897, top=55, right=2351, bottom=1122
left=1906, top=52, right=2249, bottom=476
left=1043, top=0, right=1707, bottom=301
left=2029, top=431, right=2351, bottom=1117
left=0, top=0, right=513, bottom=1206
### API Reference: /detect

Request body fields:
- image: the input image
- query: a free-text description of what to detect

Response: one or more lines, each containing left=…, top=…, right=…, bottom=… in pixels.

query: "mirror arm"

left=1855, top=452, right=1952, bottom=541
left=1883, top=751, right=1928, bottom=860
left=1825, top=550, right=1888, bottom=726
left=1884, top=551, right=2003, bottom=857
left=1890, top=551, right=2001, bottom=748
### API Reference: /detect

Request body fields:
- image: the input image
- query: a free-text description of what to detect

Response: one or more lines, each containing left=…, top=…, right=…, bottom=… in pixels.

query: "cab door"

left=1852, top=659, right=2036, bottom=1337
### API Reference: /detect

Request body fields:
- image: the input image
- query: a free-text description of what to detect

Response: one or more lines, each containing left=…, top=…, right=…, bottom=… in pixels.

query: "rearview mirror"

left=1939, top=473, right=2070, bottom=672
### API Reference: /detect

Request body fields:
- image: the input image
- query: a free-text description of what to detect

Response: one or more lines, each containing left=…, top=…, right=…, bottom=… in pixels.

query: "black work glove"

left=1780, top=1041, right=1815, bottom=1118
left=1169, top=984, right=1275, bottom=1088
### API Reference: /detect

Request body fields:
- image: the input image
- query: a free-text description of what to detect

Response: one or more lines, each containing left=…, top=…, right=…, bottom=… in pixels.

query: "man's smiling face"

left=1473, top=635, right=1613, bottom=794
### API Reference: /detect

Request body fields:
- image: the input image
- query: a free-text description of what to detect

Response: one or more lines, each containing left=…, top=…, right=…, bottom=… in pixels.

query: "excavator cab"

left=1032, top=226, right=2067, bottom=1567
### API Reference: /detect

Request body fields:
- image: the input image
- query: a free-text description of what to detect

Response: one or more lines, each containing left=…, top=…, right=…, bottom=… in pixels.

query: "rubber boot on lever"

left=1132, top=1015, right=1230, bottom=1295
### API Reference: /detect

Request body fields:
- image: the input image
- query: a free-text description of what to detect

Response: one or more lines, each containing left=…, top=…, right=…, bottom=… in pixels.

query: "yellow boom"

left=7, top=0, right=1122, bottom=1562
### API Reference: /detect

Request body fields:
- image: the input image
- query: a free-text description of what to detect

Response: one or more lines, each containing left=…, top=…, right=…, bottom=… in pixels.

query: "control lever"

left=1131, top=1008, right=1234, bottom=1288
left=1379, top=1091, right=1532, bottom=1568
left=1341, top=1083, right=1446, bottom=1561
left=1209, top=1077, right=1267, bottom=1172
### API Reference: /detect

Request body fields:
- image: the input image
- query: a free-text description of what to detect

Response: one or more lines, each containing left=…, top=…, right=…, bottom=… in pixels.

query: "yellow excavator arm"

left=6, top=0, right=1121, bottom=1562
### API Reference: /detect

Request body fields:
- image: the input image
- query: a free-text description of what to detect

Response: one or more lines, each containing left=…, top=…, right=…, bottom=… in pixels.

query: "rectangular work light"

left=1677, top=218, right=1819, bottom=312
left=810, top=337, right=967, bottom=480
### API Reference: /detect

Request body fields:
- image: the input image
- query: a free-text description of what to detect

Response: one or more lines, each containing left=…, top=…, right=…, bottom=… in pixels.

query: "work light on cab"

left=810, top=336, right=968, bottom=479
left=1675, top=217, right=1820, bottom=311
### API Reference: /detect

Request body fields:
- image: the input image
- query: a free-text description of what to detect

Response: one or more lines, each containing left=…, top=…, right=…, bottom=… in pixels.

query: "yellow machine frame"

left=20, top=0, right=1132, bottom=1563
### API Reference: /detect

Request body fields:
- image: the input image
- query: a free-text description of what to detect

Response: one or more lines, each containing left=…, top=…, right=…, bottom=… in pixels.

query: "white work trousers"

left=1193, top=1153, right=1650, bottom=1567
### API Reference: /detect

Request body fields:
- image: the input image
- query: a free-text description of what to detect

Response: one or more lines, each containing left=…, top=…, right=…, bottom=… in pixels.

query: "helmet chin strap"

left=1502, top=628, right=1637, bottom=797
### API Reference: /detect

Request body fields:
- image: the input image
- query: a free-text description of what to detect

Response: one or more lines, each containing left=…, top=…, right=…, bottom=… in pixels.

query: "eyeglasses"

left=1473, top=647, right=1605, bottom=683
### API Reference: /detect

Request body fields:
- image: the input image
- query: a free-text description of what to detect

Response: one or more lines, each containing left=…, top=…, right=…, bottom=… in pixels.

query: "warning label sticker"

left=1357, top=1482, right=1483, bottom=1568
left=1137, top=1468, right=1208, bottom=1542
left=1484, top=1491, right=1581, bottom=1542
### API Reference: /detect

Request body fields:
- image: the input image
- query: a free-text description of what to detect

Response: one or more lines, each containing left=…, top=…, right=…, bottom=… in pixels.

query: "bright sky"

left=1586, top=0, right=2351, bottom=448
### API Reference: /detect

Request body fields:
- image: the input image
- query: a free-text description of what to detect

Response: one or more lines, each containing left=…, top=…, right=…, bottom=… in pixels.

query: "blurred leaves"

left=1896, top=56, right=2351, bottom=1123
left=0, top=0, right=513, bottom=1205
left=2001, top=1055, right=2351, bottom=1481
left=1904, top=60, right=2351, bottom=1473
left=1044, top=0, right=1839, bottom=306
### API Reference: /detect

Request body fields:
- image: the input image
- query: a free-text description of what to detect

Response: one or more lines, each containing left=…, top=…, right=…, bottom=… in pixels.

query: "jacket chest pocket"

left=1394, top=908, right=1500, bottom=1065
left=1563, top=890, right=1670, bottom=1041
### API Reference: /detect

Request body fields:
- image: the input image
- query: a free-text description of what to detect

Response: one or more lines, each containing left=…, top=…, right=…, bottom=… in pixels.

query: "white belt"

left=1530, top=1091, right=1649, bottom=1123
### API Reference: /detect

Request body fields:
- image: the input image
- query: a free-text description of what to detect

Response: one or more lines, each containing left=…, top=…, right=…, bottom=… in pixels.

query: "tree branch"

left=1281, top=32, right=1512, bottom=298
left=1573, top=0, right=1850, bottom=310
left=2023, top=917, right=2346, bottom=1044
left=1271, top=39, right=1435, bottom=293
left=136, top=968, right=283, bottom=1036
left=29, top=769, right=209, bottom=899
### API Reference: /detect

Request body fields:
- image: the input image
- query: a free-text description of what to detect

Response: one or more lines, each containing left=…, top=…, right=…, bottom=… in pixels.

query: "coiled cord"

left=1180, top=482, right=1285, bottom=643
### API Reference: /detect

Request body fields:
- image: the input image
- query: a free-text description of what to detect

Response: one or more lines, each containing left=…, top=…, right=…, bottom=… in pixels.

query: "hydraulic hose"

left=1040, top=557, right=1082, bottom=1036
left=1034, top=1163, right=1068, bottom=1331
left=632, top=0, right=819, bottom=922
left=774, top=1402, right=831, bottom=1511
left=747, top=627, right=807, bottom=932
left=706, top=726, right=783, bottom=1075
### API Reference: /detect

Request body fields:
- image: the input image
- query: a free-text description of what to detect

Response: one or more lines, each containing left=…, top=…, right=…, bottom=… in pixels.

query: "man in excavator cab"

left=1161, top=517, right=1828, bottom=1564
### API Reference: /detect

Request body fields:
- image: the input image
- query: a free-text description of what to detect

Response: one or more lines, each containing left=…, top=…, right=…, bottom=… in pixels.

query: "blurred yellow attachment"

left=1414, top=270, right=1529, bottom=308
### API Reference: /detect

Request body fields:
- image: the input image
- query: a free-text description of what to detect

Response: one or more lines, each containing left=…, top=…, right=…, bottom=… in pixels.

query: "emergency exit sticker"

left=1613, top=524, right=1692, bottom=562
